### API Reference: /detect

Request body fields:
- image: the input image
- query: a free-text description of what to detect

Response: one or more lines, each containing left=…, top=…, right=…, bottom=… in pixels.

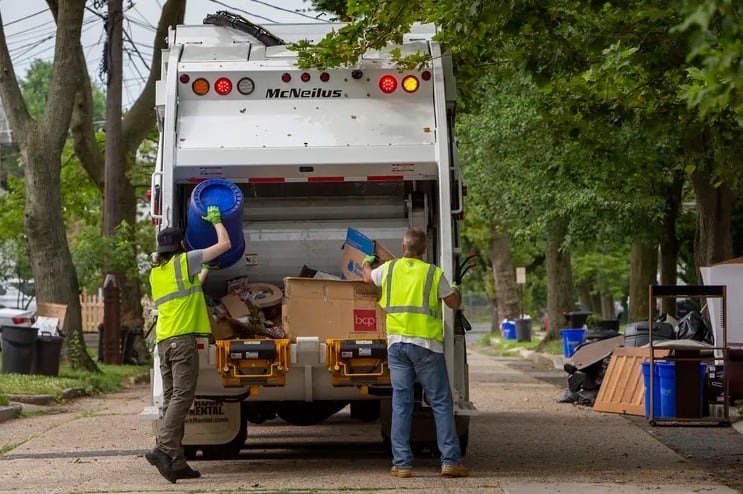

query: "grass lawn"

left=0, top=351, right=150, bottom=402
left=477, top=330, right=564, bottom=356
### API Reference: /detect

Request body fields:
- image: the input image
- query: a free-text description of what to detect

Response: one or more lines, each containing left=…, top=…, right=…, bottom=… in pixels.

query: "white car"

left=0, top=306, right=35, bottom=351
left=0, top=279, right=36, bottom=313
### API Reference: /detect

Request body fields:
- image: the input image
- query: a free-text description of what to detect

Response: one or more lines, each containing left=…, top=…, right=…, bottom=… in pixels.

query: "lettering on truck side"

left=266, top=88, right=343, bottom=99
left=185, top=399, right=229, bottom=424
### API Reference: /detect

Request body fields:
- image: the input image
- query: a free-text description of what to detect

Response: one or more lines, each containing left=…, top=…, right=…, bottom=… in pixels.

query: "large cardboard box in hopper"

left=340, top=227, right=395, bottom=281
left=282, top=277, right=386, bottom=340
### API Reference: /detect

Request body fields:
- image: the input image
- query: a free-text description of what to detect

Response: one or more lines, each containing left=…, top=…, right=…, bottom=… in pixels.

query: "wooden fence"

left=80, top=293, right=153, bottom=332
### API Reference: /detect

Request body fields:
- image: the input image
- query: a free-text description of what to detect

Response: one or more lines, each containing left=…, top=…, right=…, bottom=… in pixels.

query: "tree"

left=0, top=0, right=91, bottom=368
left=297, top=1, right=743, bottom=328
left=68, top=0, right=185, bottom=333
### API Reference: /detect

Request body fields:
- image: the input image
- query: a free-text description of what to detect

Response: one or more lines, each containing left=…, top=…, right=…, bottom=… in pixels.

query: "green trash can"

left=31, top=331, right=64, bottom=376
left=1, top=325, right=37, bottom=374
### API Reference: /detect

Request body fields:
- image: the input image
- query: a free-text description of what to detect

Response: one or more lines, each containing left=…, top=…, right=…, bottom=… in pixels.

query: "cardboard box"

left=33, top=302, right=68, bottom=336
left=208, top=305, right=239, bottom=340
left=340, top=228, right=396, bottom=281
left=282, top=277, right=386, bottom=340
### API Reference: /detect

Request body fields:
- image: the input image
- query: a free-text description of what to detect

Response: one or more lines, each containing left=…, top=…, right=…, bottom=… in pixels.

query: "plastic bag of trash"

left=677, top=311, right=714, bottom=344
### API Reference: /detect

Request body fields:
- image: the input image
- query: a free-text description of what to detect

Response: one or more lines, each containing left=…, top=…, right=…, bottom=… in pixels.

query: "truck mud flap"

left=216, top=338, right=290, bottom=390
left=326, top=338, right=390, bottom=389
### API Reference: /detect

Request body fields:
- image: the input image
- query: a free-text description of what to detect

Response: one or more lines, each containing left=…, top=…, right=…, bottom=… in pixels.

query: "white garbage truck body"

left=140, top=14, right=474, bottom=458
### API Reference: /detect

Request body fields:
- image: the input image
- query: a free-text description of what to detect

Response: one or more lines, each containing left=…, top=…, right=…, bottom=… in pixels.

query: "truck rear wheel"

left=350, top=400, right=381, bottom=422
left=275, top=400, right=347, bottom=426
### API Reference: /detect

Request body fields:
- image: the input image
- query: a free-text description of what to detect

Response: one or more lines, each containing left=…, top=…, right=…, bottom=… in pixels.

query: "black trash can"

left=623, top=321, right=675, bottom=347
left=31, top=331, right=64, bottom=376
left=1, top=325, right=37, bottom=374
left=564, top=311, right=592, bottom=329
left=516, top=318, right=532, bottom=342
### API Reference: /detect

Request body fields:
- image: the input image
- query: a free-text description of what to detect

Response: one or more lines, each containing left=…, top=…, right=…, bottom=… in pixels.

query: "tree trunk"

left=576, top=281, right=592, bottom=313
left=686, top=127, right=735, bottom=275
left=540, top=218, right=573, bottom=348
left=488, top=226, right=520, bottom=330
left=691, top=170, right=734, bottom=271
left=601, top=292, right=613, bottom=320
left=628, top=241, right=657, bottom=324
left=0, top=1, right=96, bottom=371
left=68, top=1, right=185, bottom=333
left=659, top=172, right=684, bottom=316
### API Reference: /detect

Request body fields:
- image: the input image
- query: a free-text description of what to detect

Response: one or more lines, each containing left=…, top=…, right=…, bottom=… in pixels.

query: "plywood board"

left=572, top=335, right=624, bottom=370
left=593, top=346, right=669, bottom=416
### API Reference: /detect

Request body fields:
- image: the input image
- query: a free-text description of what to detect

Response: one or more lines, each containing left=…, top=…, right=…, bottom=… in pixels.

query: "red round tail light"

left=214, top=77, right=233, bottom=95
left=379, top=75, right=397, bottom=93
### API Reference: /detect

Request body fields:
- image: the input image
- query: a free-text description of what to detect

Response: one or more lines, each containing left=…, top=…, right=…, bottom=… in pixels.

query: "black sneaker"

left=145, top=448, right=176, bottom=484
left=175, top=464, right=201, bottom=479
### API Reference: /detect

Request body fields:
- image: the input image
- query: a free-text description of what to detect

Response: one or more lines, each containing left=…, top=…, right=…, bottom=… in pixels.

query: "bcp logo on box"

left=354, top=309, right=377, bottom=331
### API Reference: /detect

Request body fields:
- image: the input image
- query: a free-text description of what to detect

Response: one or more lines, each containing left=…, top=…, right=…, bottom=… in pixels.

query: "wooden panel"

left=593, top=346, right=669, bottom=416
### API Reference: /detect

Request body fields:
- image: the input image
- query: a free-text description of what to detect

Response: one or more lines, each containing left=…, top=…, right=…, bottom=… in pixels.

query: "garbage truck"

left=139, top=11, right=475, bottom=459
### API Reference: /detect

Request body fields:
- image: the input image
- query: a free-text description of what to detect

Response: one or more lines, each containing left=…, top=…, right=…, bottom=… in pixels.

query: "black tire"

left=350, top=400, right=381, bottom=423
left=275, top=401, right=347, bottom=426
left=459, top=432, right=469, bottom=456
left=381, top=432, right=392, bottom=456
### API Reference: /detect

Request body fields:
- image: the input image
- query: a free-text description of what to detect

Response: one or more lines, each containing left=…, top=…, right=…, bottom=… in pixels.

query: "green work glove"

left=451, top=282, right=461, bottom=292
left=201, top=263, right=210, bottom=271
left=362, top=254, right=378, bottom=266
left=201, top=205, right=222, bottom=225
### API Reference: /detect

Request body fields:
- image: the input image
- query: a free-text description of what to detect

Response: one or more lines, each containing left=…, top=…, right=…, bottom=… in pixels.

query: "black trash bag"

left=575, top=388, right=599, bottom=406
left=567, top=371, right=589, bottom=393
left=677, top=311, right=714, bottom=344
left=558, top=389, right=578, bottom=403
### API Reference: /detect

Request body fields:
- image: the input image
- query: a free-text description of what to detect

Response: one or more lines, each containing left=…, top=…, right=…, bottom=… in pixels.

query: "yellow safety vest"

left=149, top=253, right=211, bottom=343
left=379, top=257, right=444, bottom=342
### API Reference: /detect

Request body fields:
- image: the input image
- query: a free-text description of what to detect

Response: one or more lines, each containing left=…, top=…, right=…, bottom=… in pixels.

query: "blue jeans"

left=388, top=342, right=461, bottom=468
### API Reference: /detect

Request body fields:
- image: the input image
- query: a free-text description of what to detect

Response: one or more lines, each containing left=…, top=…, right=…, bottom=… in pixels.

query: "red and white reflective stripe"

left=244, top=176, right=405, bottom=183
left=187, top=176, right=407, bottom=183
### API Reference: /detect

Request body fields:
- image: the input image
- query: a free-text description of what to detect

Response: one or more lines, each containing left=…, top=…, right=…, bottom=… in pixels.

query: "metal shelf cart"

left=648, top=285, right=730, bottom=426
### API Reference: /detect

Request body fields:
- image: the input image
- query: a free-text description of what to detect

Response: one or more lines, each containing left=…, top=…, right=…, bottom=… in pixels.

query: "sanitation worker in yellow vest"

left=362, top=227, right=469, bottom=478
left=146, top=206, right=230, bottom=484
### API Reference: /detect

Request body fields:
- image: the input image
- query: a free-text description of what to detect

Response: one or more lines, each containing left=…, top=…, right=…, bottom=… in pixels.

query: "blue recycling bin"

left=560, top=328, right=585, bottom=357
left=500, top=319, right=517, bottom=340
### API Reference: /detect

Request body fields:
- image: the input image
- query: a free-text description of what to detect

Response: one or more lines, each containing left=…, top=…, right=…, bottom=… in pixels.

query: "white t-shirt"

left=370, top=261, right=456, bottom=353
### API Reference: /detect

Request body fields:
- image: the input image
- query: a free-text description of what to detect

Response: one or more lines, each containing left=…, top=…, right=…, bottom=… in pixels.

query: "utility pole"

left=103, top=0, right=123, bottom=364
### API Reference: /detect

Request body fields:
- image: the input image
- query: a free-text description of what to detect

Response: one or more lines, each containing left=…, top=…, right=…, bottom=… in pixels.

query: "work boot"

left=175, top=464, right=201, bottom=479
left=441, top=463, right=470, bottom=478
left=390, top=466, right=413, bottom=478
left=145, top=448, right=177, bottom=484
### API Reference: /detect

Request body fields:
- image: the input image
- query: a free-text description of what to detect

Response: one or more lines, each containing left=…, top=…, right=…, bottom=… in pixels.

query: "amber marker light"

left=192, top=78, right=209, bottom=95
left=402, top=75, right=419, bottom=93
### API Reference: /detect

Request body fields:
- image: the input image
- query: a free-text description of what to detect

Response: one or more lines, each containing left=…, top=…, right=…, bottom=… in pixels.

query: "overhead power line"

left=246, top=0, right=327, bottom=22
left=3, top=8, right=47, bottom=27
left=206, top=0, right=278, bottom=24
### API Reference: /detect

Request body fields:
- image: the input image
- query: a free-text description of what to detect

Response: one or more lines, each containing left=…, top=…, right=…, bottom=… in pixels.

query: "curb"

left=0, top=404, right=21, bottom=422
left=5, top=387, right=87, bottom=405
left=520, top=349, right=567, bottom=370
